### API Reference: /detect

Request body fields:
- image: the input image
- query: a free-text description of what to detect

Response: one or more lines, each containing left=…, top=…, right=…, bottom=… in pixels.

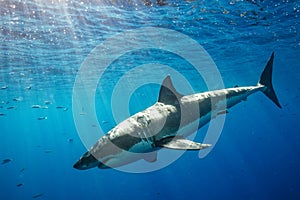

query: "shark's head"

left=73, top=151, right=100, bottom=170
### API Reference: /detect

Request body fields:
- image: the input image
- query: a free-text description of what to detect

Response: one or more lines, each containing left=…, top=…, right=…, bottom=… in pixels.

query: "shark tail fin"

left=258, top=52, right=282, bottom=108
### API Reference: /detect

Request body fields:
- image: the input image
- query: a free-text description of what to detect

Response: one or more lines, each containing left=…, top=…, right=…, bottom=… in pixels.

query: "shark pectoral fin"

left=143, top=151, right=157, bottom=163
left=157, top=137, right=211, bottom=150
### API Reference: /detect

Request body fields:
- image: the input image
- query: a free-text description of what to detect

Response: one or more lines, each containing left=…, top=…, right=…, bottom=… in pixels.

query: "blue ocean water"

left=1, top=0, right=300, bottom=199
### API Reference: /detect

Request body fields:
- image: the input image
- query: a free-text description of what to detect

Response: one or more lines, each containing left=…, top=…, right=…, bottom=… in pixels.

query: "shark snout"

left=73, top=159, right=93, bottom=170
left=73, top=151, right=100, bottom=170
left=73, top=161, right=85, bottom=170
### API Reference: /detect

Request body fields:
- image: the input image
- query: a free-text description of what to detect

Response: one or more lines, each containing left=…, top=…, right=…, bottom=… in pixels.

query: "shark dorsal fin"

left=158, top=76, right=183, bottom=105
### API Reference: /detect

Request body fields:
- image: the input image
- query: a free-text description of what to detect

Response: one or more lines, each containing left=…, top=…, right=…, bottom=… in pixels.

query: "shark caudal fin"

left=258, top=52, right=282, bottom=108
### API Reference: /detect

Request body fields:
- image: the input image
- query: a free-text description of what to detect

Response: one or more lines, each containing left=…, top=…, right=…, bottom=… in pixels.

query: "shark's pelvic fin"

left=217, top=110, right=228, bottom=115
left=143, top=152, right=157, bottom=163
left=158, top=76, right=183, bottom=105
left=258, top=52, right=282, bottom=108
left=156, top=136, right=211, bottom=150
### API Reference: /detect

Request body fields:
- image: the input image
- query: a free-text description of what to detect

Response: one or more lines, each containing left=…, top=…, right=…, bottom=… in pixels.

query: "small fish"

left=7, top=106, right=16, bottom=110
left=56, top=106, right=65, bottom=109
left=20, top=168, right=25, bottom=173
left=44, top=100, right=52, bottom=105
left=63, top=107, right=68, bottom=111
left=1, top=101, right=9, bottom=104
left=32, top=193, right=44, bottom=199
left=16, top=183, right=24, bottom=187
left=0, top=113, right=6, bottom=116
left=37, top=117, right=47, bottom=120
left=44, top=150, right=53, bottom=154
left=2, top=158, right=12, bottom=165
left=67, top=138, right=74, bottom=142
left=31, top=105, right=41, bottom=108
left=25, top=86, right=32, bottom=90
left=1, top=86, right=8, bottom=90
left=41, top=106, right=48, bottom=109
left=13, top=97, right=23, bottom=102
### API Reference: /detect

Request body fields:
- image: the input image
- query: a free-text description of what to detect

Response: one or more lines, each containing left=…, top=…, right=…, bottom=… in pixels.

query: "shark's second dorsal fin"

left=158, top=76, right=183, bottom=105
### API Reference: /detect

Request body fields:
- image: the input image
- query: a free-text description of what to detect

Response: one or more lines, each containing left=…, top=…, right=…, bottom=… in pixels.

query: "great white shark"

left=73, top=52, right=281, bottom=170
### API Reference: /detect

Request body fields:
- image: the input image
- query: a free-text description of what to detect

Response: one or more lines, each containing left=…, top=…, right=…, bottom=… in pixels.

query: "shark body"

left=73, top=53, right=281, bottom=170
